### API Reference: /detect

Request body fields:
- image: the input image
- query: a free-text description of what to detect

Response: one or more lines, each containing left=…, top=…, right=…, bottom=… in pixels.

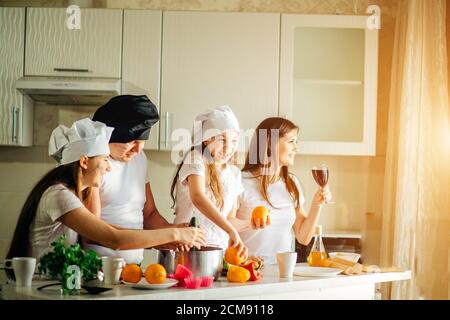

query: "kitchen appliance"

left=16, top=76, right=121, bottom=105
left=156, top=246, right=224, bottom=280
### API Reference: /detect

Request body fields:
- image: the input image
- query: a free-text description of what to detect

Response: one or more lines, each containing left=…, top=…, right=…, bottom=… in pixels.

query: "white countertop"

left=1, top=264, right=411, bottom=300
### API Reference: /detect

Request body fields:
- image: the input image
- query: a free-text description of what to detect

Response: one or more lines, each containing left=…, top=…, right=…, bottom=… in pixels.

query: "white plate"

left=124, top=278, right=178, bottom=290
left=329, top=252, right=361, bottom=263
left=293, top=266, right=342, bottom=278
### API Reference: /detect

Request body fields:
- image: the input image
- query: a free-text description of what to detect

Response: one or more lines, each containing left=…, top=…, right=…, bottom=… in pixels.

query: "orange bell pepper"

left=227, top=265, right=250, bottom=283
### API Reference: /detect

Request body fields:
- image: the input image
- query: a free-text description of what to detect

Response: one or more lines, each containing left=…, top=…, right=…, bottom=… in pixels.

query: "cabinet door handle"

left=11, top=106, right=18, bottom=144
left=164, top=112, right=171, bottom=149
left=53, top=68, right=90, bottom=73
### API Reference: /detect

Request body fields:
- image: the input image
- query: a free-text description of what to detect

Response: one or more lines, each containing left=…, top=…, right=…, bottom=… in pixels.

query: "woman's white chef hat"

left=48, top=118, right=114, bottom=165
left=192, top=105, right=240, bottom=146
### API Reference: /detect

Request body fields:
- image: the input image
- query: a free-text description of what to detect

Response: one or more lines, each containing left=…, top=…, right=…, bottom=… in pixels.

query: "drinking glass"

left=312, top=164, right=334, bottom=205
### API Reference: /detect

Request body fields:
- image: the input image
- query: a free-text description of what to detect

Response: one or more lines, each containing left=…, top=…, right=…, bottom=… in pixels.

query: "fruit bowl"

left=328, top=252, right=361, bottom=263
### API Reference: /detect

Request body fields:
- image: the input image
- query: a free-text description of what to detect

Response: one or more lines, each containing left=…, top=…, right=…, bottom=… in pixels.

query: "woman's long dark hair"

left=5, top=161, right=85, bottom=278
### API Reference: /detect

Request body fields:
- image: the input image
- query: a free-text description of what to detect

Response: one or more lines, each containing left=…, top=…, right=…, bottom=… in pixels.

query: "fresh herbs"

left=38, top=235, right=102, bottom=283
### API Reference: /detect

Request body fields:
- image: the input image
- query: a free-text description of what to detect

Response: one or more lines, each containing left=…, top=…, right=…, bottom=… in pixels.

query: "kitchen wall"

left=0, top=0, right=398, bottom=272
left=448, top=0, right=450, bottom=95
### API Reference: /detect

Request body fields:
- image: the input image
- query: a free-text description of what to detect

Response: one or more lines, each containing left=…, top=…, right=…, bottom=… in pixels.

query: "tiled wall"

left=0, top=0, right=398, bottom=273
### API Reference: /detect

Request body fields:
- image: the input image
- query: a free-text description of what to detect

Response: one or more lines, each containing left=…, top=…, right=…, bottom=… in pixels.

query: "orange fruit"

left=121, top=264, right=142, bottom=283
left=252, top=206, right=270, bottom=226
left=224, top=247, right=244, bottom=266
left=145, top=264, right=167, bottom=284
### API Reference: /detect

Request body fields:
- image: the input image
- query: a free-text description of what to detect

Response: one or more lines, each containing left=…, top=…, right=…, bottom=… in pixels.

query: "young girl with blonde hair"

left=171, top=106, right=247, bottom=258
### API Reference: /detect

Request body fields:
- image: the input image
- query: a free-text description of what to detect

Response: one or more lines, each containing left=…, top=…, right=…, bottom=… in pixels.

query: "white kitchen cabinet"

left=25, top=8, right=122, bottom=78
left=122, top=10, right=162, bottom=151
left=160, top=11, right=280, bottom=151
left=279, top=15, right=379, bottom=156
left=0, top=7, right=33, bottom=146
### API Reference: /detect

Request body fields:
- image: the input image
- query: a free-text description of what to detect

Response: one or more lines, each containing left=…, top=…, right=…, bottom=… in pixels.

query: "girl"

left=230, top=117, right=332, bottom=264
left=6, top=118, right=205, bottom=265
left=171, top=106, right=247, bottom=257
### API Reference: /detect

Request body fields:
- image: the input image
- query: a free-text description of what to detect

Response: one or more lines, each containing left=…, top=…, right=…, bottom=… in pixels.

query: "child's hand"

left=228, top=230, right=248, bottom=260
left=173, top=222, right=190, bottom=228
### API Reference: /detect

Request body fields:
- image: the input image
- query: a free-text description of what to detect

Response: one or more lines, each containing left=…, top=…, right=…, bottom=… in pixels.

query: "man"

left=84, top=95, right=182, bottom=263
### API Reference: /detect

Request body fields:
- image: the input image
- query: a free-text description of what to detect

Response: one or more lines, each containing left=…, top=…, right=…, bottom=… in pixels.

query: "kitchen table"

left=0, top=264, right=411, bottom=300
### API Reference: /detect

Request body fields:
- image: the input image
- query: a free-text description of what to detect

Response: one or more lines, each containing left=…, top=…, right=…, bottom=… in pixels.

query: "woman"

left=6, top=118, right=205, bottom=265
left=229, top=117, right=332, bottom=264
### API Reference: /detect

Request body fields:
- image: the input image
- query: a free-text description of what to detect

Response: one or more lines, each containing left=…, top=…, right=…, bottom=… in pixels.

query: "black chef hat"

left=92, top=95, right=159, bottom=143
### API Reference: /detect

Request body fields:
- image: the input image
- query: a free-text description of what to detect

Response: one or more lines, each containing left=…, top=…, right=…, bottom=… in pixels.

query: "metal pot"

left=156, top=246, right=224, bottom=280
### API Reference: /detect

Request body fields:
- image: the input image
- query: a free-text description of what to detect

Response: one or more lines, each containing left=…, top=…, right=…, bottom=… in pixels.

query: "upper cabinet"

left=1, top=8, right=379, bottom=154
left=122, top=10, right=162, bottom=150
left=0, top=7, right=33, bottom=146
left=25, top=8, right=123, bottom=78
left=279, top=15, right=379, bottom=156
left=160, top=11, right=280, bottom=151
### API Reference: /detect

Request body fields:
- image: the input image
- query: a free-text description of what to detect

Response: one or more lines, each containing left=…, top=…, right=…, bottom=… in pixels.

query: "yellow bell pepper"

left=227, top=265, right=250, bottom=283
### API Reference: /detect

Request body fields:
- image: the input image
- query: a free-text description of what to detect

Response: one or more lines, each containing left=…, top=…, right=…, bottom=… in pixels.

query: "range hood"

left=16, top=76, right=121, bottom=105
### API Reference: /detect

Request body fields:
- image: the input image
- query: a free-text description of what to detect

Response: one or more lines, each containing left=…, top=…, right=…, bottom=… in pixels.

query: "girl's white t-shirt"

left=237, top=171, right=305, bottom=265
left=30, top=184, right=83, bottom=260
left=173, top=149, right=244, bottom=249
left=84, top=151, right=148, bottom=264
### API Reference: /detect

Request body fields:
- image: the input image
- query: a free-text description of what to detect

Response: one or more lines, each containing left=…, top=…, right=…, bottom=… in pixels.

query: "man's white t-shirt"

left=237, top=171, right=306, bottom=265
left=173, top=149, right=244, bottom=249
left=30, top=184, right=82, bottom=260
left=84, top=151, right=148, bottom=264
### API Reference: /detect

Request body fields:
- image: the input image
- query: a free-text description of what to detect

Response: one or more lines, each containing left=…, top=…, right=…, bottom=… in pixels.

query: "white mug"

left=3, top=257, right=36, bottom=287
left=101, top=256, right=126, bottom=285
left=276, top=251, right=297, bottom=278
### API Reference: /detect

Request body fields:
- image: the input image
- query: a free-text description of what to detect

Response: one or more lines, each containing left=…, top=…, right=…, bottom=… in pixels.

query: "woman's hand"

left=173, top=223, right=195, bottom=250
left=312, top=185, right=333, bottom=206
left=251, top=216, right=270, bottom=229
left=176, top=227, right=207, bottom=250
left=228, top=229, right=248, bottom=260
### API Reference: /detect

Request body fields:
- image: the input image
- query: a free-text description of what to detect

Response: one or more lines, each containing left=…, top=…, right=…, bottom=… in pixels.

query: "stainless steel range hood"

left=16, top=76, right=121, bottom=105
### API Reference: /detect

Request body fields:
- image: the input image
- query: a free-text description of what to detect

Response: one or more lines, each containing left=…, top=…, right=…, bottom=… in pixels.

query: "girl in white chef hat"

left=171, top=106, right=248, bottom=258
left=5, top=118, right=206, bottom=266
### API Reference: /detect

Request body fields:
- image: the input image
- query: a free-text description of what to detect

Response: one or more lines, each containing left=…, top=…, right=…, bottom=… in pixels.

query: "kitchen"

left=0, top=0, right=448, bottom=301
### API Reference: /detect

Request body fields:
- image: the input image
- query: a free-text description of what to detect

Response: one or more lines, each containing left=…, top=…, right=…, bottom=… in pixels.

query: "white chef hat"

left=49, top=118, right=114, bottom=165
left=192, top=105, right=240, bottom=146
